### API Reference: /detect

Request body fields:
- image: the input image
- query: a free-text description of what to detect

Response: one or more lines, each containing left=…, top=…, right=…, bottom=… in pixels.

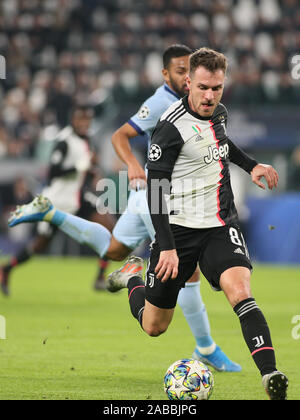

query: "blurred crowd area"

left=0, top=0, right=300, bottom=161
left=0, top=0, right=299, bottom=261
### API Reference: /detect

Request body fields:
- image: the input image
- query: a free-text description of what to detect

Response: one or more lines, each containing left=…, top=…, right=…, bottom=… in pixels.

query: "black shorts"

left=145, top=223, right=252, bottom=309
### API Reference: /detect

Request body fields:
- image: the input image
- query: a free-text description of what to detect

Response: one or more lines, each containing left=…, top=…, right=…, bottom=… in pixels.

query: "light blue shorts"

left=113, top=189, right=155, bottom=249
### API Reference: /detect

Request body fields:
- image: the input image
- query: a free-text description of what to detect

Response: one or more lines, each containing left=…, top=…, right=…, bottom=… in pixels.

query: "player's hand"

left=129, top=178, right=147, bottom=191
left=155, top=249, right=179, bottom=283
left=128, top=162, right=147, bottom=191
left=251, top=164, right=279, bottom=190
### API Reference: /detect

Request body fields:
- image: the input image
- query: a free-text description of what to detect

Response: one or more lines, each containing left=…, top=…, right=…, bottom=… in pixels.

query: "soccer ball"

left=164, top=358, right=214, bottom=400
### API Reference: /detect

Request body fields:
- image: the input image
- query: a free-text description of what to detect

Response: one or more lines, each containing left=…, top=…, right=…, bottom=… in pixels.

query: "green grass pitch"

left=0, top=257, right=299, bottom=400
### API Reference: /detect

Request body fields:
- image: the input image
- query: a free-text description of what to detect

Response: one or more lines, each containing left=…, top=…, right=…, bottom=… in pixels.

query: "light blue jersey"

left=113, top=83, right=181, bottom=249
left=128, top=83, right=180, bottom=141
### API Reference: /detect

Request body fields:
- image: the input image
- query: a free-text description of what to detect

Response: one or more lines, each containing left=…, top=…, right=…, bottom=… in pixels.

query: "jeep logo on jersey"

left=138, top=105, right=150, bottom=119
left=148, top=144, right=162, bottom=161
left=204, top=143, right=229, bottom=164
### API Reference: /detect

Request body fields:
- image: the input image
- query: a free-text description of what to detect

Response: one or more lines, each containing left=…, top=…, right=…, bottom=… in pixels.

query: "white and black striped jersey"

left=43, top=126, right=92, bottom=213
left=147, top=96, right=257, bottom=232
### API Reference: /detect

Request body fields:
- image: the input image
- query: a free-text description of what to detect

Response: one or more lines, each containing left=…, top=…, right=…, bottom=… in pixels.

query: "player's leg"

left=200, top=224, right=288, bottom=399
left=108, top=256, right=179, bottom=337
left=137, top=192, right=212, bottom=339
left=139, top=192, right=238, bottom=371
left=140, top=233, right=201, bottom=336
left=49, top=201, right=133, bottom=262
left=106, top=192, right=153, bottom=261
left=138, top=189, right=238, bottom=367
left=107, top=255, right=175, bottom=336
left=220, top=266, right=288, bottom=399
left=88, top=211, right=115, bottom=234
left=8, top=196, right=112, bottom=258
left=107, top=227, right=200, bottom=337
left=8, top=195, right=151, bottom=264
left=216, top=229, right=278, bottom=377
left=0, top=223, right=54, bottom=296
left=178, top=268, right=242, bottom=372
left=141, top=300, right=174, bottom=337
left=177, top=270, right=215, bottom=354
left=177, top=272, right=213, bottom=350
left=105, top=236, right=132, bottom=261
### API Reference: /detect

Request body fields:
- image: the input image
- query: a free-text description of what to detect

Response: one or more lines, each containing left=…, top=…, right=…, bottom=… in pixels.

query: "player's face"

left=72, top=109, right=94, bottom=137
left=186, top=66, right=225, bottom=117
left=162, top=55, right=190, bottom=98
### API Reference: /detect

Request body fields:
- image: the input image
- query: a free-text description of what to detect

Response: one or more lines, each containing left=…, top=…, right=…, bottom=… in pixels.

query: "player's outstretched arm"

left=251, top=163, right=279, bottom=190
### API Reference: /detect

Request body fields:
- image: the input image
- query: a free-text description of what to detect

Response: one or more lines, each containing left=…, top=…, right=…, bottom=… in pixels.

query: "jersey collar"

left=164, top=83, right=181, bottom=100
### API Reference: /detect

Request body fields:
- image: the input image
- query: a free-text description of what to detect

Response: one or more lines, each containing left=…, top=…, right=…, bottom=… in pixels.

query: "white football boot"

left=107, top=256, right=144, bottom=293
left=8, top=195, right=53, bottom=227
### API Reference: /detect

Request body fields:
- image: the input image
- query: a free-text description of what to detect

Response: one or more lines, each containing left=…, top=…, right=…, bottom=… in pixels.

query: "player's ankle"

left=196, top=342, right=216, bottom=355
left=44, top=208, right=65, bottom=226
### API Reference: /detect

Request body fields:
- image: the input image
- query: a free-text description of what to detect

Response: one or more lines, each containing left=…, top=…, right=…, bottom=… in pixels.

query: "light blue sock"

left=177, top=281, right=214, bottom=349
left=50, top=209, right=111, bottom=258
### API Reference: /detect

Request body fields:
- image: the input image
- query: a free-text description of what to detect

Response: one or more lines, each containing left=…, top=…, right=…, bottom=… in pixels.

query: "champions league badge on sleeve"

left=148, top=144, right=162, bottom=161
left=138, top=105, right=150, bottom=119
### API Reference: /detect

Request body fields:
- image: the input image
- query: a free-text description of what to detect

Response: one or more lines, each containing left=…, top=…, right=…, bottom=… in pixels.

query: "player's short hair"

left=163, top=44, right=193, bottom=69
left=189, top=47, right=228, bottom=75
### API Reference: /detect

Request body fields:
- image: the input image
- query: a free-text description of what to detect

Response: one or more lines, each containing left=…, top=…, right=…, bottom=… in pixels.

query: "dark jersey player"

left=106, top=48, right=288, bottom=400
left=0, top=105, right=115, bottom=295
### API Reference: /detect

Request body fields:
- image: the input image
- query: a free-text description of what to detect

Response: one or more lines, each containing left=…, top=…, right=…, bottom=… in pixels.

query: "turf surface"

left=0, top=257, right=299, bottom=400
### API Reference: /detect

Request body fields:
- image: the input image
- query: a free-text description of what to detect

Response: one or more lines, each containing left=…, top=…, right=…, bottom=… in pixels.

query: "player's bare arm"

left=251, top=163, right=279, bottom=190
left=111, top=122, right=147, bottom=186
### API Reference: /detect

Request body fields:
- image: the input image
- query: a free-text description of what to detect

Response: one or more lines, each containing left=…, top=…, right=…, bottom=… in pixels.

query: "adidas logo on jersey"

left=234, top=247, right=244, bottom=255
left=195, top=134, right=204, bottom=142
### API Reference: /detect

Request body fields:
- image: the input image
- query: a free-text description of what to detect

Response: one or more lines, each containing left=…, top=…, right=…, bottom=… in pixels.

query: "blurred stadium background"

left=0, top=0, right=300, bottom=264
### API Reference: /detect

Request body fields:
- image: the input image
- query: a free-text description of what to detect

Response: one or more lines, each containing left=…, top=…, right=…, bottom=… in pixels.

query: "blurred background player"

left=0, top=104, right=115, bottom=295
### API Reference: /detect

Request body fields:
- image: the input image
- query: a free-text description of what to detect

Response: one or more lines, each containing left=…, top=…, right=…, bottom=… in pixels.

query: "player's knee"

left=220, top=266, right=252, bottom=307
left=143, top=323, right=168, bottom=337
left=230, top=287, right=252, bottom=308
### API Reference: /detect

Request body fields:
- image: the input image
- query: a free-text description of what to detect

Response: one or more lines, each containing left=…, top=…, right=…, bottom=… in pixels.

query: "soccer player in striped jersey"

left=8, top=45, right=275, bottom=376
left=107, top=48, right=288, bottom=399
left=7, top=45, right=243, bottom=372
